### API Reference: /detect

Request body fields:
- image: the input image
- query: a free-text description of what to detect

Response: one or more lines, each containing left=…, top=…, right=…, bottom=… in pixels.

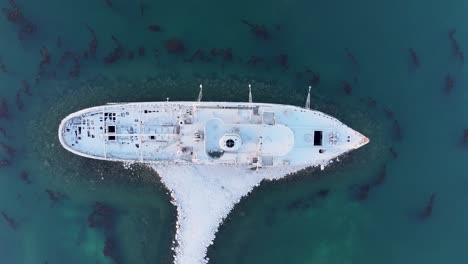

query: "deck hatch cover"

left=314, top=131, right=323, bottom=146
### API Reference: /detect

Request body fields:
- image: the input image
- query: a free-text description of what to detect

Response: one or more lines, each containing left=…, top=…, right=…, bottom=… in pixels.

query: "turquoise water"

left=1, top=0, right=467, bottom=263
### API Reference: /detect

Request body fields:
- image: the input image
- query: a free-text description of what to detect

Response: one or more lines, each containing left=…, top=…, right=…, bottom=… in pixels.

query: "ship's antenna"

left=305, top=86, right=311, bottom=109
left=197, top=84, right=203, bottom=102
left=248, top=84, right=253, bottom=103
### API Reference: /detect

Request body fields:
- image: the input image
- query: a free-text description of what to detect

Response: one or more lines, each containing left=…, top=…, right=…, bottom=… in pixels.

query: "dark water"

left=1, top=0, right=467, bottom=263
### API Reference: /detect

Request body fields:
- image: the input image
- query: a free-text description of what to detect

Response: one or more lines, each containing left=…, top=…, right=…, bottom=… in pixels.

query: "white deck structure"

left=58, top=101, right=369, bottom=168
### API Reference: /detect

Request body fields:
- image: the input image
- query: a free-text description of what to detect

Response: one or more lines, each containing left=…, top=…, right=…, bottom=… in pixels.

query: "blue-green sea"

left=1, top=0, right=467, bottom=263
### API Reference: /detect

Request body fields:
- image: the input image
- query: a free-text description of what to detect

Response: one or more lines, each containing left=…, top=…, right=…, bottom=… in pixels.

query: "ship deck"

left=58, top=101, right=369, bottom=167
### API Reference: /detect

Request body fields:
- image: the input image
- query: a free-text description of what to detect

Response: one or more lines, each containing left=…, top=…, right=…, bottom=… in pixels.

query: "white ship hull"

left=58, top=101, right=369, bottom=168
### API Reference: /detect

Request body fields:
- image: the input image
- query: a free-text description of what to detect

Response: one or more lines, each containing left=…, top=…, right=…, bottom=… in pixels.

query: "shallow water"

left=1, top=0, right=467, bottom=263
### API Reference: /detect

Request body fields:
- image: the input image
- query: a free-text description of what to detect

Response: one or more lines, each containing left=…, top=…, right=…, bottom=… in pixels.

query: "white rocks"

left=151, top=164, right=308, bottom=264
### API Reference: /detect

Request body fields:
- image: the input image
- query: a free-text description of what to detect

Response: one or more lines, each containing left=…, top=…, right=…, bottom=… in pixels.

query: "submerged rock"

left=0, top=98, right=9, bottom=119
left=419, top=193, right=436, bottom=221
left=1, top=211, right=17, bottom=230
left=88, top=202, right=115, bottom=230
left=45, top=189, right=67, bottom=204
left=352, top=184, right=370, bottom=201
left=460, top=129, right=468, bottom=146
left=19, top=170, right=31, bottom=184
left=164, top=38, right=185, bottom=54
left=371, top=165, right=386, bottom=187
left=0, top=159, right=11, bottom=168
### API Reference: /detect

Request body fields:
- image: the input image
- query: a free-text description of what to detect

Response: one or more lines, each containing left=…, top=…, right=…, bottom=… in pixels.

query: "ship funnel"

left=249, top=84, right=253, bottom=103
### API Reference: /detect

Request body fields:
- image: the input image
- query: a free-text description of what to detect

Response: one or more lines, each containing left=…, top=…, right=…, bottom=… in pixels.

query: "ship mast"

left=305, top=86, right=311, bottom=109
left=248, top=84, right=253, bottom=103
left=197, top=84, right=203, bottom=102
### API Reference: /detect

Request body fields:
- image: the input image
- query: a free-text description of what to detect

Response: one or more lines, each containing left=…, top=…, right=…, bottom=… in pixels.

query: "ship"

left=58, top=86, right=369, bottom=168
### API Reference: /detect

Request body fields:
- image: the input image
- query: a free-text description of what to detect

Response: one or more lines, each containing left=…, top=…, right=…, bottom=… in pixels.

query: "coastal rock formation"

left=152, top=164, right=310, bottom=264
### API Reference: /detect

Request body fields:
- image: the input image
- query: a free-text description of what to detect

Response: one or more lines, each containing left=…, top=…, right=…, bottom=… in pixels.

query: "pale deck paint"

left=58, top=101, right=369, bottom=168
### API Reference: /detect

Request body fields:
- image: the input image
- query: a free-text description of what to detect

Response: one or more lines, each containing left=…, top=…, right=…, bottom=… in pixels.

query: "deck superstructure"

left=58, top=101, right=369, bottom=168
